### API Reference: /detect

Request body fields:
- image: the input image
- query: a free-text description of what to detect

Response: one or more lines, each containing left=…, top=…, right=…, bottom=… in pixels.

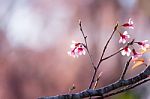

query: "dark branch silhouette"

left=38, top=65, right=150, bottom=99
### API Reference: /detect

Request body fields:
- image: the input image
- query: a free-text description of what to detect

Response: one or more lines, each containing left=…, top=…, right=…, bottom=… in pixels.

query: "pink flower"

left=131, top=49, right=142, bottom=61
left=137, top=40, right=150, bottom=51
left=68, top=41, right=86, bottom=58
left=121, top=46, right=131, bottom=56
left=122, top=18, right=134, bottom=29
left=119, top=31, right=130, bottom=44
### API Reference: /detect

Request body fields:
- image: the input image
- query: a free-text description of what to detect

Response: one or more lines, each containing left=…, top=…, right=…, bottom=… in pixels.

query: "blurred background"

left=0, top=0, right=150, bottom=99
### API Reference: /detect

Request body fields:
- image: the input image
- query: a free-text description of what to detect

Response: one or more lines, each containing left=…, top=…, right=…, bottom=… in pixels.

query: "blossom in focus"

left=137, top=40, right=150, bottom=51
left=122, top=18, right=134, bottom=29
left=121, top=46, right=131, bottom=56
left=119, top=31, right=130, bottom=44
left=131, top=49, right=142, bottom=61
left=67, top=41, right=86, bottom=58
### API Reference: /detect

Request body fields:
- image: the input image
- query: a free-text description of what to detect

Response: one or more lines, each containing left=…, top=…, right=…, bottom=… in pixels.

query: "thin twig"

left=93, top=72, right=103, bottom=89
left=88, top=23, right=118, bottom=89
left=102, top=39, right=134, bottom=62
left=102, top=48, right=124, bottom=61
left=120, top=57, right=132, bottom=80
left=79, top=20, right=96, bottom=70
left=38, top=65, right=150, bottom=99
left=97, top=23, right=118, bottom=69
left=88, top=69, right=97, bottom=89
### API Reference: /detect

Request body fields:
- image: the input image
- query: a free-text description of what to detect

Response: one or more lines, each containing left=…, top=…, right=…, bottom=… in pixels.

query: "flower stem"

left=88, top=23, right=118, bottom=89
left=79, top=20, right=96, bottom=70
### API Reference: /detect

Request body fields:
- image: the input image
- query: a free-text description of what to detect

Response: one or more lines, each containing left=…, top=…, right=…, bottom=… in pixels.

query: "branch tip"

left=114, top=22, right=119, bottom=31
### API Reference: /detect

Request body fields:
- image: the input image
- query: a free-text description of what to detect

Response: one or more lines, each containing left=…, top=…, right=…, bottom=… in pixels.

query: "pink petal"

left=79, top=49, right=85, bottom=55
left=119, top=38, right=123, bottom=43
left=128, top=18, right=132, bottom=24
left=123, top=31, right=128, bottom=35
left=121, top=50, right=126, bottom=56
left=126, top=35, right=130, bottom=38
left=126, top=52, right=130, bottom=56
left=128, top=48, right=131, bottom=53
left=129, top=26, right=134, bottom=29
left=122, top=39, right=126, bottom=44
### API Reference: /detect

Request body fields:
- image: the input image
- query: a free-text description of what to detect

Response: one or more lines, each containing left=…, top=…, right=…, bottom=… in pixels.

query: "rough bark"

left=38, top=65, right=150, bottom=99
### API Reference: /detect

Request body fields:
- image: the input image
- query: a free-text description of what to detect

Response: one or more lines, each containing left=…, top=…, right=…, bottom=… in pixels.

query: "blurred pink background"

left=0, top=0, right=150, bottom=99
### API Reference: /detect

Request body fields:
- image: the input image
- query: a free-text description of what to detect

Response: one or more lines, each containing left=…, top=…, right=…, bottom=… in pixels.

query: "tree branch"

left=100, top=78, right=150, bottom=99
left=88, top=23, right=118, bottom=89
left=120, top=57, right=132, bottom=80
left=102, top=48, right=123, bottom=61
left=38, top=65, right=150, bottom=99
left=79, top=20, right=96, bottom=70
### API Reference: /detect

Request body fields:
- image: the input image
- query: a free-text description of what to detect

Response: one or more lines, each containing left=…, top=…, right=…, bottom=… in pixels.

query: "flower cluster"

left=119, top=18, right=150, bottom=61
left=67, top=41, right=86, bottom=58
left=67, top=18, right=150, bottom=60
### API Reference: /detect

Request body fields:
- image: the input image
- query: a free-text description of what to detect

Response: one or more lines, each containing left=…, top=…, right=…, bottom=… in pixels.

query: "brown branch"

left=94, top=78, right=150, bottom=99
left=102, top=39, right=134, bottom=62
left=120, top=57, right=132, bottom=80
left=93, top=72, right=103, bottom=89
left=88, top=69, right=97, bottom=89
left=38, top=65, right=150, bottom=99
left=88, top=23, right=118, bottom=89
left=102, top=48, right=123, bottom=61
left=97, top=23, right=118, bottom=69
left=79, top=20, right=96, bottom=70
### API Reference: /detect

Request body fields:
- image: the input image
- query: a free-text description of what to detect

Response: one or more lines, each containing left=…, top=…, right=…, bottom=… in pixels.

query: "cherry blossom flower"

left=119, top=31, right=130, bottom=44
left=137, top=40, right=150, bottom=51
left=121, top=46, right=131, bottom=56
left=131, top=49, right=142, bottom=61
left=122, top=18, right=134, bottom=29
left=68, top=41, right=86, bottom=58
